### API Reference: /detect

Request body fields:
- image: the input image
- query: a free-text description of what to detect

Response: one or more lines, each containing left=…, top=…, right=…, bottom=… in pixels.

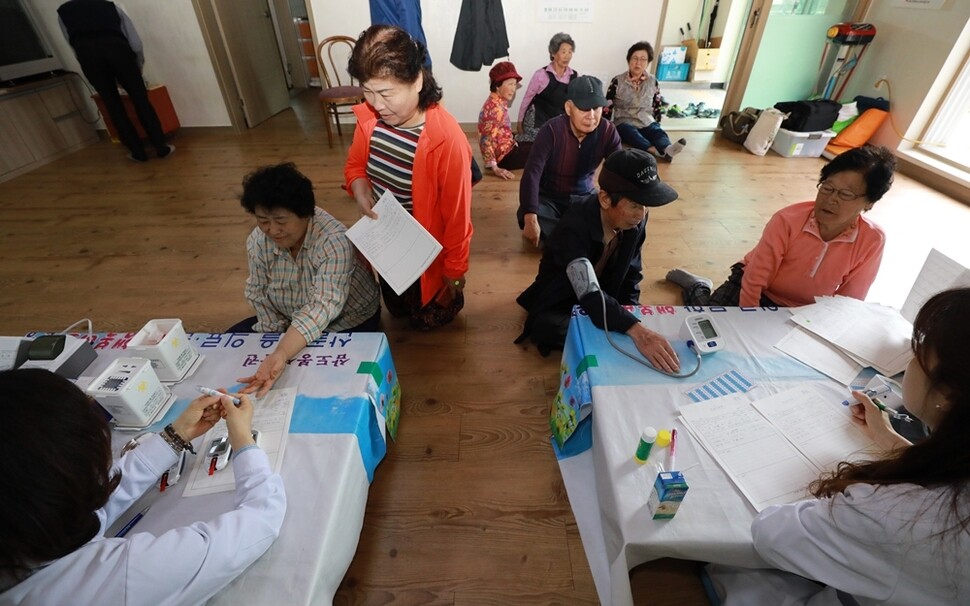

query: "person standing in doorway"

left=57, top=0, right=173, bottom=163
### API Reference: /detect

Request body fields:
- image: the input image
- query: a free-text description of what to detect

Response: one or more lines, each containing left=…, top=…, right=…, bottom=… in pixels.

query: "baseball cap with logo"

left=566, top=75, right=608, bottom=111
left=598, top=148, right=679, bottom=207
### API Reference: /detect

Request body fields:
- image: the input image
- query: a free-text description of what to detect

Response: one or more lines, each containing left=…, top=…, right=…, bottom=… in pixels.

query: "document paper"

left=346, top=190, right=443, bottom=295
left=681, top=386, right=877, bottom=511
left=900, top=248, right=970, bottom=324
left=183, top=387, right=295, bottom=497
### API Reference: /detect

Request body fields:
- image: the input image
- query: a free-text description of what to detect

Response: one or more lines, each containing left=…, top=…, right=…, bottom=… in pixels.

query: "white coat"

left=1, top=434, right=286, bottom=606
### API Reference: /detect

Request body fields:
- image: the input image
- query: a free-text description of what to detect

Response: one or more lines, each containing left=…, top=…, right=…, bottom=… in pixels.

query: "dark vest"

left=532, top=69, right=577, bottom=130
left=57, top=0, right=125, bottom=45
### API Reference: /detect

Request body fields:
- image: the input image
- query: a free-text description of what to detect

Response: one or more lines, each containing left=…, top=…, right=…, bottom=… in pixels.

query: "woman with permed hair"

left=0, top=369, right=285, bottom=604
left=233, top=162, right=381, bottom=397
left=516, top=32, right=578, bottom=143
left=667, top=144, right=896, bottom=307
left=344, top=24, right=473, bottom=330
left=709, top=287, right=970, bottom=605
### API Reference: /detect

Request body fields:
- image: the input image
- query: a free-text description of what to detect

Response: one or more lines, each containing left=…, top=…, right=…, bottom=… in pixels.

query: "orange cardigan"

left=345, top=103, right=474, bottom=306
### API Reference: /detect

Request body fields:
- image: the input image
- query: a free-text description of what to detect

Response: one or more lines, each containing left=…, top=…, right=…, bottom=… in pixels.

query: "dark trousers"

left=73, top=36, right=167, bottom=159
left=616, top=122, right=672, bottom=155
left=684, top=263, right=778, bottom=307
left=497, top=141, right=533, bottom=171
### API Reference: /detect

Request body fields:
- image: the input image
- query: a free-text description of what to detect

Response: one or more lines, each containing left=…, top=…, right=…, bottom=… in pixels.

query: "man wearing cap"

left=478, top=61, right=531, bottom=180
left=518, top=75, right=622, bottom=247
left=515, top=148, right=681, bottom=371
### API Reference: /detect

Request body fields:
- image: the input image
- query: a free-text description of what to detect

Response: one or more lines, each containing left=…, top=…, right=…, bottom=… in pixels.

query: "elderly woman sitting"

left=517, top=32, right=578, bottom=143
left=605, top=41, right=686, bottom=162
left=232, top=162, right=381, bottom=396
left=667, top=145, right=896, bottom=306
left=478, top=61, right=530, bottom=180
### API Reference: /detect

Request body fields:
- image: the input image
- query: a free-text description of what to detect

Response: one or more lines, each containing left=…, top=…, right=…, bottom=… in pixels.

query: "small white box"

left=127, top=319, right=199, bottom=381
left=660, top=45, right=687, bottom=65
left=87, top=357, right=171, bottom=427
left=770, top=128, right=836, bottom=158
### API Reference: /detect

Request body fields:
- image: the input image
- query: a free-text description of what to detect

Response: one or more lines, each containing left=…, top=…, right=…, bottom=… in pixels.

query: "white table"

left=552, top=306, right=870, bottom=606
left=49, top=330, right=400, bottom=606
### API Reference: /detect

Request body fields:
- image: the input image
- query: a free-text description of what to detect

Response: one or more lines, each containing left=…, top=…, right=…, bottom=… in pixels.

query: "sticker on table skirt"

left=550, top=353, right=595, bottom=449
left=685, top=369, right=755, bottom=402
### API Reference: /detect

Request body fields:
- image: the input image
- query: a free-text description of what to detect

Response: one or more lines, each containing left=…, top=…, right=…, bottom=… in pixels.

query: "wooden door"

left=211, top=0, right=290, bottom=127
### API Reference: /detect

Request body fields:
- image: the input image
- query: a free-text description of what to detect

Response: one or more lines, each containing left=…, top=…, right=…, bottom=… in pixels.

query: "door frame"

left=190, top=0, right=247, bottom=132
left=721, top=0, right=873, bottom=115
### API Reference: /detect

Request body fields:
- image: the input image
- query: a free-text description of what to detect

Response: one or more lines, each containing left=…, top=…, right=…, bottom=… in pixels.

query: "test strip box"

left=87, top=357, right=169, bottom=427
left=127, top=319, right=198, bottom=382
left=648, top=471, right=689, bottom=520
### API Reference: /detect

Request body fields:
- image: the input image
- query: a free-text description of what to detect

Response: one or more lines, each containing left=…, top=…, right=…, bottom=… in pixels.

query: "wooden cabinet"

left=0, top=75, right=98, bottom=183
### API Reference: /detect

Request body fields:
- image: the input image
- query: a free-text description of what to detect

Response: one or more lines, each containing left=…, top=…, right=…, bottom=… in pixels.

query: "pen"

left=667, top=428, right=678, bottom=471
left=871, top=397, right=914, bottom=423
left=115, top=505, right=150, bottom=538
left=841, top=385, right=891, bottom=406
left=198, top=386, right=241, bottom=406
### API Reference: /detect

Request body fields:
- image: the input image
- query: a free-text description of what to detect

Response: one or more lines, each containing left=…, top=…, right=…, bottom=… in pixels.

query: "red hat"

left=488, top=61, right=522, bottom=86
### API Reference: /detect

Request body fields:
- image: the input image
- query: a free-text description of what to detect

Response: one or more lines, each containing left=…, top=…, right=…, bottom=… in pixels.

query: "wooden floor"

left=2, top=91, right=968, bottom=605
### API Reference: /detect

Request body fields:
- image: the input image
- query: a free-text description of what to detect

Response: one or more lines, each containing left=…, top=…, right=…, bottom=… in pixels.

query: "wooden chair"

left=316, top=35, right=364, bottom=148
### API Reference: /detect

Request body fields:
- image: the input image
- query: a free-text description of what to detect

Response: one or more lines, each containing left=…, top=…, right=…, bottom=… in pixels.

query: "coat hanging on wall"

left=370, top=0, right=432, bottom=67
left=450, top=0, right=510, bottom=71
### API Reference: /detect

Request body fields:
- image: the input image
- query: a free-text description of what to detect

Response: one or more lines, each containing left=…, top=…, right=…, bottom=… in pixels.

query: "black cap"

left=598, top=148, right=679, bottom=207
left=566, top=75, right=608, bottom=110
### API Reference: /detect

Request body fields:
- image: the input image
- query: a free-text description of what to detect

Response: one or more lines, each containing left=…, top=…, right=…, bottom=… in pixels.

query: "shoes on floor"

left=666, top=105, right=687, bottom=119
left=157, top=144, right=175, bottom=159
left=127, top=152, right=148, bottom=163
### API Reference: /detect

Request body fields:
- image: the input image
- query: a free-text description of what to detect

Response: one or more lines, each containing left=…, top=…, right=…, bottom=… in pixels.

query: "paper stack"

left=775, top=249, right=970, bottom=384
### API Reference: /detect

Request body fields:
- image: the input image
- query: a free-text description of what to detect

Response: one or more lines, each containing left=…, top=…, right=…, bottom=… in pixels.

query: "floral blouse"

left=478, top=92, right=516, bottom=167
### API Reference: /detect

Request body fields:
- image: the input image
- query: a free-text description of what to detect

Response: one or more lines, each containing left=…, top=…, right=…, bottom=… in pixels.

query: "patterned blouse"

left=477, top=92, right=516, bottom=167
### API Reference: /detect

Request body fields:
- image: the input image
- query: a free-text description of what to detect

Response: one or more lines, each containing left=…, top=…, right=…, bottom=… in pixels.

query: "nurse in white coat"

left=0, top=369, right=286, bottom=605
left=709, top=287, right=970, bottom=606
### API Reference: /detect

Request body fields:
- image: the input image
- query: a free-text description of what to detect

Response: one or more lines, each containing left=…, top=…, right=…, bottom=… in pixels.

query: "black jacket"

left=516, top=194, right=645, bottom=338
left=449, top=0, right=510, bottom=71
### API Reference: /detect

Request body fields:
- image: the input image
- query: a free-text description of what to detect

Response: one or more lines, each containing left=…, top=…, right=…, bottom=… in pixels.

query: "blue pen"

left=115, top=505, right=150, bottom=538
left=198, top=386, right=241, bottom=406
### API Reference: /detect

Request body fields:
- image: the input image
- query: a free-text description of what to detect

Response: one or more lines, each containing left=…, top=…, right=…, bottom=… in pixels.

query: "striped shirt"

left=366, top=121, right=423, bottom=212
left=245, top=207, right=380, bottom=342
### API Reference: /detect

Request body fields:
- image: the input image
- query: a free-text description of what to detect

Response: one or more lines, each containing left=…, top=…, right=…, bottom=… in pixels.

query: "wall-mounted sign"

left=539, top=0, right=593, bottom=23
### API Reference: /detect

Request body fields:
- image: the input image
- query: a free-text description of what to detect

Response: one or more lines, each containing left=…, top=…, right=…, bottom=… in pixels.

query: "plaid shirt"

left=245, top=207, right=380, bottom=342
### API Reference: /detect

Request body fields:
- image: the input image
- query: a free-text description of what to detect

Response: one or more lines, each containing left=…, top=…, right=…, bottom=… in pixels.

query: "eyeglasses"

left=817, top=181, right=865, bottom=202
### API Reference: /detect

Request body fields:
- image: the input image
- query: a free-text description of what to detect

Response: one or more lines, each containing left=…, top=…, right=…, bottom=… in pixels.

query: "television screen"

left=0, top=0, right=64, bottom=84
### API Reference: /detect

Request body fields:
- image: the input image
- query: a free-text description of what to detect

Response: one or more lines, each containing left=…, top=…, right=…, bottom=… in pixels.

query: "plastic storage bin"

left=770, top=128, right=836, bottom=158
left=656, top=63, right=689, bottom=82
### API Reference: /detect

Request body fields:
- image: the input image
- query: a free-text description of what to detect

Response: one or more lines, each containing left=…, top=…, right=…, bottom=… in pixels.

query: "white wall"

left=32, top=0, right=230, bottom=127
left=308, top=0, right=663, bottom=124
left=848, top=1, right=970, bottom=149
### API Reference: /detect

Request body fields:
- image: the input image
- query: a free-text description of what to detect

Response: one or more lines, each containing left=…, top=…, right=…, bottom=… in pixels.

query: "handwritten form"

left=182, top=387, right=295, bottom=497
left=346, top=190, right=443, bottom=295
left=900, top=248, right=970, bottom=323
left=680, top=387, right=877, bottom=511
left=680, top=394, right=818, bottom=511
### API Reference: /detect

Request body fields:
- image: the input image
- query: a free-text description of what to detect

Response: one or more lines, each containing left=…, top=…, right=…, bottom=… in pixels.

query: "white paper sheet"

left=900, top=248, right=970, bottom=324
left=750, top=386, right=877, bottom=471
left=680, top=395, right=817, bottom=511
left=774, top=326, right=863, bottom=385
left=183, top=387, right=296, bottom=497
left=345, top=190, right=443, bottom=295
left=789, top=297, right=912, bottom=376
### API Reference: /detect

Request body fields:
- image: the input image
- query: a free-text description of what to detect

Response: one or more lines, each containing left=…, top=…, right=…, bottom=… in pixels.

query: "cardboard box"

left=656, top=63, right=689, bottom=82
left=660, top=45, right=687, bottom=65
left=771, top=128, right=836, bottom=158
left=648, top=470, right=689, bottom=520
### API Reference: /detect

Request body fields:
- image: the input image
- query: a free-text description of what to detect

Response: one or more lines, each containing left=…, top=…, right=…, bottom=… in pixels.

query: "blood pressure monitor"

left=681, top=313, right=724, bottom=355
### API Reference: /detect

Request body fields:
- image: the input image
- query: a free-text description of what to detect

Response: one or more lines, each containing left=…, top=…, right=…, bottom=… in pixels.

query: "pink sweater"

left=741, top=201, right=885, bottom=307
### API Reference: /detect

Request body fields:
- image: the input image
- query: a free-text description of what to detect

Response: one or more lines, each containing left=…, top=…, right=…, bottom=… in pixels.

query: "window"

left=918, top=53, right=970, bottom=171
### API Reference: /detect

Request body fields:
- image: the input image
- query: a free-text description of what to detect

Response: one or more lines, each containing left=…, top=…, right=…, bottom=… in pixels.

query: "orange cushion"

left=830, top=109, right=889, bottom=148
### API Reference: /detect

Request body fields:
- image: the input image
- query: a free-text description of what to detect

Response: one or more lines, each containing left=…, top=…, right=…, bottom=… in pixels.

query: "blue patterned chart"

left=685, top=369, right=755, bottom=402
